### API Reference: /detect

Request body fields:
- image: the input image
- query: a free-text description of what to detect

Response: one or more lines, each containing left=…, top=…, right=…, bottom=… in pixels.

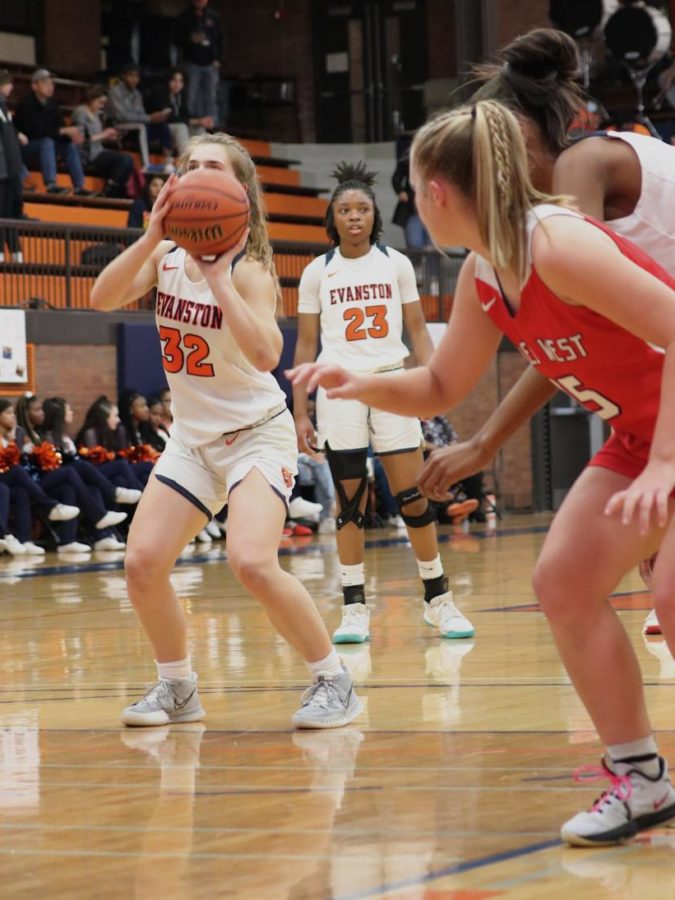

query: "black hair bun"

left=331, top=161, right=377, bottom=188
left=504, top=28, right=579, bottom=83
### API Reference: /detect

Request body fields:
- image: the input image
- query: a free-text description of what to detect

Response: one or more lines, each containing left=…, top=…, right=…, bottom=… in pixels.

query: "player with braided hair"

left=421, top=27, right=675, bottom=636
left=288, top=99, right=675, bottom=846
left=293, top=161, right=474, bottom=646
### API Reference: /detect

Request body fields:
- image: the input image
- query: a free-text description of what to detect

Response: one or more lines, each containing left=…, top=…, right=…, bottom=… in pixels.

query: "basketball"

left=163, top=169, right=250, bottom=258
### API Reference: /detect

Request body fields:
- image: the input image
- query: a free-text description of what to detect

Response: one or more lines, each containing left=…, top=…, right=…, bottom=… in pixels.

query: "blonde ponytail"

left=413, top=100, right=569, bottom=281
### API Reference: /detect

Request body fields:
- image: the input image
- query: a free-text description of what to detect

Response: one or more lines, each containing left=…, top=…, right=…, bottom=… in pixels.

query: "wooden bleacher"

left=12, top=129, right=332, bottom=314
left=1, top=61, right=454, bottom=321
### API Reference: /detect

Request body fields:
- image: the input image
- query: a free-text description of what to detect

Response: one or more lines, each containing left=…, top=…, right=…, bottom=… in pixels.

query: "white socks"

left=608, top=735, right=661, bottom=777
left=307, top=649, right=343, bottom=680
left=416, top=555, right=444, bottom=581
left=156, top=656, right=193, bottom=682
left=341, top=562, right=365, bottom=588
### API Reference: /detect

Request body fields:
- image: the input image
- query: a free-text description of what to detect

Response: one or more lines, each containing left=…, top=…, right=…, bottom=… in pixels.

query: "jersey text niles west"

left=517, top=332, right=588, bottom=367
left=329, top=283, right=393, bottom=305
left=156, top=290, right=223, bottom=330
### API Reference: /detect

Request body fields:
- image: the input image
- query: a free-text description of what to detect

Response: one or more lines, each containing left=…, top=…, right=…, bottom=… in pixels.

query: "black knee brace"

left=325, top=444, right=369, bottom=530
left=395, top=486, right=436, bottom=527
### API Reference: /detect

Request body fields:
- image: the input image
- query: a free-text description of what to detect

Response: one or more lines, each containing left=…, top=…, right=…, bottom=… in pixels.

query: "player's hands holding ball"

left=286, top=362, right=364, bottom=400
left=191, top=227, right=250, bottom=284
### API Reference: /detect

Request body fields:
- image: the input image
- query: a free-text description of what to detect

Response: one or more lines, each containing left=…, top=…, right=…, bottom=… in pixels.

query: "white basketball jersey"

left=297, top=244, right=419, bottom=372
left=603, top=131, right=675, bottom=275
left=155, top=247, right=286, bottom=447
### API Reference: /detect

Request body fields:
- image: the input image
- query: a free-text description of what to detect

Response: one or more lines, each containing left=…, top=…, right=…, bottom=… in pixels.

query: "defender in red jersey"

left=421, top=28, right=675, bottom=635
left=287, top=99, right=675, bottom=847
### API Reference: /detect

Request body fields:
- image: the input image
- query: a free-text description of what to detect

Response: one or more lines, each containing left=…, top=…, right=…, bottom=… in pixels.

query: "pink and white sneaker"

left=561, top=755, right=675, bottom=846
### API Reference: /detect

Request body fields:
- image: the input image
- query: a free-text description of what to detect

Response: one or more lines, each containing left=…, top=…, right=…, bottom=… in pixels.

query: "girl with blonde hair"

left=289, top=100, right=675, bottom=845
left=91, top=133, right=362, bottom=730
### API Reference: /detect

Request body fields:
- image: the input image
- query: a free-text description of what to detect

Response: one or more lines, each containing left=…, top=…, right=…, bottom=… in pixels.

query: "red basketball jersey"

left=474, top=205, right=675, bottom=444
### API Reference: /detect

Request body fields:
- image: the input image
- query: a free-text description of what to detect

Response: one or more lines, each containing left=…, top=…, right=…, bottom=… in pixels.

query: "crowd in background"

left=0, top=0, right=226, bottom=242
left=0, top=386, right=485, bottom=558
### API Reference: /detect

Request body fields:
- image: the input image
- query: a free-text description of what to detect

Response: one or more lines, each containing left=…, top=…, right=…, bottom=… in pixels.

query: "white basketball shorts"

left=316, top=369, right=422, bottom=455
left=154, top=409, right=297, bottom=519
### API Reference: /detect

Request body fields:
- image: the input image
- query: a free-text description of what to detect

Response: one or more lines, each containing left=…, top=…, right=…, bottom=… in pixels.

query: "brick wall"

left=428, top=0, right=457, bottom=79
left=34, top=345, right=117, bottom=431
left=448, top=352, right=532, bottom=510
left=496, top=0, right=549, bottom=46
left=214, top=0, right=316, bottom=141
left=41, top=0, right=102, bottom=76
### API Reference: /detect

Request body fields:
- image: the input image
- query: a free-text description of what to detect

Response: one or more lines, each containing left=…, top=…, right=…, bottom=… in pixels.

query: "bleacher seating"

left=1, top=63, right=456, bottom=318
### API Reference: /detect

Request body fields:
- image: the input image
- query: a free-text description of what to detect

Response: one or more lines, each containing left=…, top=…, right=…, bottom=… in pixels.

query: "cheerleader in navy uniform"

left=293, top=162, right=473, bottom=645
left=15, top=394, right=127, bottom=554
left=76, top=397, right=153, bottom=488
left=0, top=399, right=79, bottom=555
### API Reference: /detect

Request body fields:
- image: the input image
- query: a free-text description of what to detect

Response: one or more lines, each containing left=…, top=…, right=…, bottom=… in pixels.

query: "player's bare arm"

left=195, top=249, right=282, bottom=372
left=91, top=175, right=179, bottom=311
left=553, top=139, right=612, bottom=220
left=535, top=216, right=675, bottom=530
left=418, top=366, right=556, bottom=499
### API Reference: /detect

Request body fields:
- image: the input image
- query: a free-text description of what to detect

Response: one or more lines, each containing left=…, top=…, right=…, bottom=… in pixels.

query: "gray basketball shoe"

left=292, top=669, right=363, bottom=729
left=121, top=674, right=205, bottom=727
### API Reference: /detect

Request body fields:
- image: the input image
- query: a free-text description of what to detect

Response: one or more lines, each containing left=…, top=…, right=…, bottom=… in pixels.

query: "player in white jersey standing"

left=90, top=133, right=362, bottom=730
left=293, top=162, right=473, bottom=645
left=417, top=28, right=675, bottom=636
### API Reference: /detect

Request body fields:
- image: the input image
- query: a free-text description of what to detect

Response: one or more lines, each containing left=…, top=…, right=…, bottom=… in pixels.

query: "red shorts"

left=589, top=430, right=650, bottom=481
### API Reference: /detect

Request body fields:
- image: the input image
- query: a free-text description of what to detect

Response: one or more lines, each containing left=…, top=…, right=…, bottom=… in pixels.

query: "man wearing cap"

left=15, top=68, right=93, bottom=195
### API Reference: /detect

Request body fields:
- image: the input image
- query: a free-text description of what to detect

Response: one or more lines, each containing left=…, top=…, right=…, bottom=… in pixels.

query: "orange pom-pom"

left=30, top=442, right=63, bottom=471
left=0, top=444, right=20, bottom=473
left=78, top=445, right=115, bottom=465
left=119, top=444, right=161, bottom=464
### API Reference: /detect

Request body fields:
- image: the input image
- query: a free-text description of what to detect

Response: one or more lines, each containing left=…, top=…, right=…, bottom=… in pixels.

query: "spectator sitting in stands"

left=146, top=68, right=213, bottom=157
left=0, top=69, right=26, bottom=262
left=15, top=68, right=94, bottom=196
left=15, top=393, right=128, bottom=553
left=0, top=399, right=79, bottom=555
left=127, top=173, right=164, bottom=229
left=107, top=63, right=173, bottom=172
left=72, top=84, right=134, bottom=198
left=0, top=480, right=24, bottom=556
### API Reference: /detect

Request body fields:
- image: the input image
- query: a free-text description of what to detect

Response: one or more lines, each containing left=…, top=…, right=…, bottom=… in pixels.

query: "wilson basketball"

left=164, top=169, right=250, bottom=258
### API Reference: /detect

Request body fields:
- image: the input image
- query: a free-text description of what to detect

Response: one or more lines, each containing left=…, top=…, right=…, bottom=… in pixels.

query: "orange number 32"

left=159, top=326, right=215, bottom=377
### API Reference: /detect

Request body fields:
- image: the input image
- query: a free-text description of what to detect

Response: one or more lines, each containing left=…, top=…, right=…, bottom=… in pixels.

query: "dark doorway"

left=312, top=0, right=428, bottom=142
